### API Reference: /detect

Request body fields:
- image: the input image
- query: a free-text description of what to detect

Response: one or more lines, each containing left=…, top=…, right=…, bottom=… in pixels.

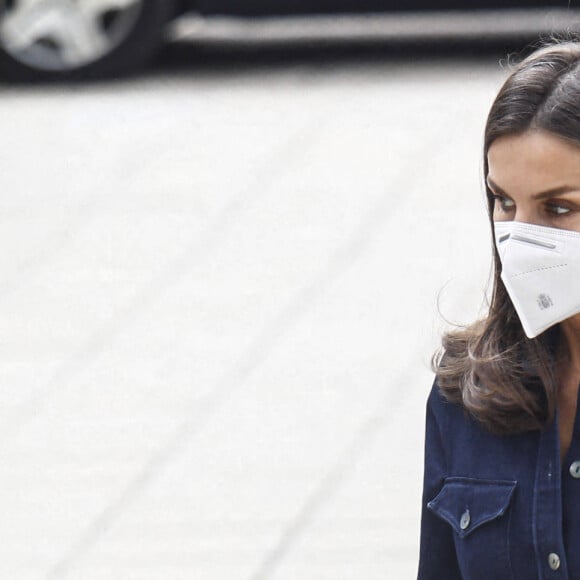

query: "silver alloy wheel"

left=0, top=0, right=144, bottom=72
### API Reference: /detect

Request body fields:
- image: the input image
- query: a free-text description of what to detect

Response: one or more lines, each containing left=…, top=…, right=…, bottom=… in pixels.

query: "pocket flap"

left=427, top=477, right=517, bottom=538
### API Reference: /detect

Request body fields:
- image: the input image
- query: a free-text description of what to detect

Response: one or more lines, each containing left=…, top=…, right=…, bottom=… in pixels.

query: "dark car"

left=0, top=0, right=577, bottom=80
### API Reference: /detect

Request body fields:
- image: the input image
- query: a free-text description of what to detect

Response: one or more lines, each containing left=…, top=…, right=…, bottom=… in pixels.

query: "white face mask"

left=494, top=220, right=580, bottom=339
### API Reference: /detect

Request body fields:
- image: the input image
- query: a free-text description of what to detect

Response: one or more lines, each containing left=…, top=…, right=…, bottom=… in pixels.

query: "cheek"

left=561, top=215, right=580, bottom=234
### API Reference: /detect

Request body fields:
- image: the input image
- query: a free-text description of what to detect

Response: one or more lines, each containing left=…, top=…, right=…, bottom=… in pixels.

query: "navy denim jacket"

left=418, top=380, right=580, bottom=580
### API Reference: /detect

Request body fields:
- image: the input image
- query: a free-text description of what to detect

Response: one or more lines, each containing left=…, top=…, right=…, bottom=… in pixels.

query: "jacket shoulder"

left=426, top=377, right=464, bottom=423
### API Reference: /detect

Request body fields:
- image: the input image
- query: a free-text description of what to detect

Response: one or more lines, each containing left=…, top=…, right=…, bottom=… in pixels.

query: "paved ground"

left=0, top=38, right=507, bottom=580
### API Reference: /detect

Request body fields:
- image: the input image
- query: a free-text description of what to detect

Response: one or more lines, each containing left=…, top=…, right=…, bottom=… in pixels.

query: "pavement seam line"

left=247, top=365, right=421, bottom=580
left=46, top=114, right=451, bottom=578
left=0, top=120, right=321, bottom=442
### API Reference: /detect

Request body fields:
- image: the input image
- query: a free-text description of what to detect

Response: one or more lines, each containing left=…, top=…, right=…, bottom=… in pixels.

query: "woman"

left=418, top=42, right=580, bottom=579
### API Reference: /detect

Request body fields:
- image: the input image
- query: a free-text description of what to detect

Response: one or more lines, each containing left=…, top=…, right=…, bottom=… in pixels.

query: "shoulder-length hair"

left=434, top=40, right=580, bottom=435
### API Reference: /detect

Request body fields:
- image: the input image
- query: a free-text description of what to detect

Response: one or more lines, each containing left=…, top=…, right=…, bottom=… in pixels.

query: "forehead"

left=487, top=130, right=580, bottom=195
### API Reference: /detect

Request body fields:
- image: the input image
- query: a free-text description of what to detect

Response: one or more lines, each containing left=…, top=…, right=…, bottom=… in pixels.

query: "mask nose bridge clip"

left=510, top=234, right=557, bottom=250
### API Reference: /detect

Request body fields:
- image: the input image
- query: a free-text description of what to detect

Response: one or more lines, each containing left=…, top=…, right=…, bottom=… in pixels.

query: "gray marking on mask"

left=498, top=233, right=510, bottom=243
left=537, top=294, right=554, bottom=310
left=511, top=234, right=556, bottom=250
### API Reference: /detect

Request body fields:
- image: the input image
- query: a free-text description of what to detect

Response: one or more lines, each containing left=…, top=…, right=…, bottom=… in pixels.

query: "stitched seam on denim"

left=532, top=431, right=544, bottom=579
left=511, top=263, right=568, bottom=278
left=430, top=505, right=460, bottom=533
left=506, top=492, right=515, bottom=580
left=444, top=477, right=517, bottom=487
left=431, top=504, right=508, bottom=538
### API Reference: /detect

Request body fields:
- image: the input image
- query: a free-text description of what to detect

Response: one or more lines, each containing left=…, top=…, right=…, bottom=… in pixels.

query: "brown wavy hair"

left=434, top=40, right=580, bottom=435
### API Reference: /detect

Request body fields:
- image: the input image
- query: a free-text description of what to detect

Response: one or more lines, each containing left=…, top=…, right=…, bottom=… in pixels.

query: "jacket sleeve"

left=417, top=381, right=462, bottom=579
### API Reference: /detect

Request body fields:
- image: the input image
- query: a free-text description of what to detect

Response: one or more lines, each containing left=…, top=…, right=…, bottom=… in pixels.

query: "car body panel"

left=1, top=0, right=577, bottom=79
left=191, top=0, right=575, bottom=17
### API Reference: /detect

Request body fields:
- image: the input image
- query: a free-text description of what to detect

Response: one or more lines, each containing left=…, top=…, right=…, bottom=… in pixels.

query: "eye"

left=546, top=203, right=572, bottom=216
left=492, top=194, right=515, bottom=212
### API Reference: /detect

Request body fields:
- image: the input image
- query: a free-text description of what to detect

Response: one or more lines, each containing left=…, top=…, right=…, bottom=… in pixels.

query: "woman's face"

left=487, top=130, right=580, bottom=231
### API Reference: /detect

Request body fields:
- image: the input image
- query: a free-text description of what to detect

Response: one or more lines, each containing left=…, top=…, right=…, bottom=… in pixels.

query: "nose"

left=513, top=207, right=543, bottom=227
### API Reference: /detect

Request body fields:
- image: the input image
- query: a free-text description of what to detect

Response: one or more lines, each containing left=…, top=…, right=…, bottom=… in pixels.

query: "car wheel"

left=0, top=0, right=175, bottom=81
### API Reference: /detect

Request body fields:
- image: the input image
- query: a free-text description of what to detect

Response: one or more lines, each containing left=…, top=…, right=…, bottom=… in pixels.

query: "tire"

left=0, top=0, right=176, bottom=81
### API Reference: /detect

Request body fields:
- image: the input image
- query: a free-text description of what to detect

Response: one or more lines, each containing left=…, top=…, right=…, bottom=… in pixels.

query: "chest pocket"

left=428, top=477, right=517, bottom=580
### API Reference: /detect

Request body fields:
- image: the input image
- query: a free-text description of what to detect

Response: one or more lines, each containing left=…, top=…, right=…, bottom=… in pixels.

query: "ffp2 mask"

left=494, top=220, right=580, bottom=339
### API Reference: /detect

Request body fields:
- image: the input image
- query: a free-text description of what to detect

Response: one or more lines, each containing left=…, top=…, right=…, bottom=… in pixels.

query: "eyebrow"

left=486, top=177, right=580, bottom=200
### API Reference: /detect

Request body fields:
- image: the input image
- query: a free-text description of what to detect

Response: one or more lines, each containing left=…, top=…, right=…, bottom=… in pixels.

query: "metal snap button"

left=459, top=509, right=470, bottom=530
left=569, top=461, right=580, bottom=479
left=548, top=552, right=561, bottom=571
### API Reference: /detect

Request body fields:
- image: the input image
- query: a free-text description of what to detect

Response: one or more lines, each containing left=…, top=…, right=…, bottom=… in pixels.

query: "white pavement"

left=0, top=54, right=504, bottom=579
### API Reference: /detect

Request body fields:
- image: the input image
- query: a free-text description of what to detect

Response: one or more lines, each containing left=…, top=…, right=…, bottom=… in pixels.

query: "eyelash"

left=492, top=195, right=572, bottom=217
